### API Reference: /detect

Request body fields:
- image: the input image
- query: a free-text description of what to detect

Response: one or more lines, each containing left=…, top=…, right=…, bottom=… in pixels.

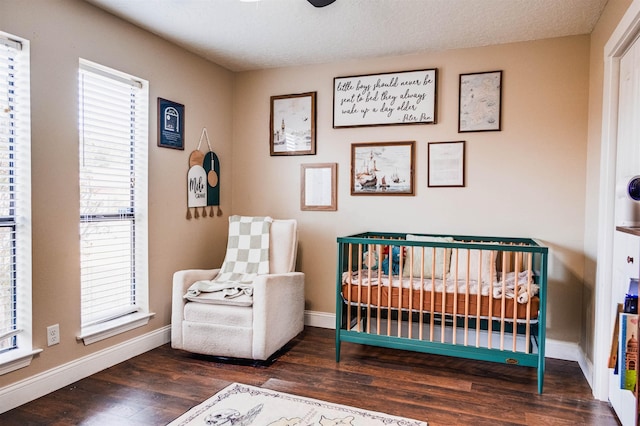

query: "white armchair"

left=171, top=218, right=305, bottom=360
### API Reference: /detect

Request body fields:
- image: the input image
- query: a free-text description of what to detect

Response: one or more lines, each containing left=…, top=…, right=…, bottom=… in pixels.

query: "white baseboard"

left=304, top=310, right=335, bottom=329
left=0, top=325, right=171, bottom=414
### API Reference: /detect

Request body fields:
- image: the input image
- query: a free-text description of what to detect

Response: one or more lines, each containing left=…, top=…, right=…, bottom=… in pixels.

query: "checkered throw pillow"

left=213, top=215, right=272, bottom=284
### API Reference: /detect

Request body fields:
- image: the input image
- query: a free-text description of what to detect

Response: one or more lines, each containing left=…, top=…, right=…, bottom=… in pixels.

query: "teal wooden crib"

left=335, top=232, right=549, bottom=393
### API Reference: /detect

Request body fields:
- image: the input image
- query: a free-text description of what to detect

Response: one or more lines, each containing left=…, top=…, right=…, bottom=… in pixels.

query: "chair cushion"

left=184, top=301, right=253, bottom=327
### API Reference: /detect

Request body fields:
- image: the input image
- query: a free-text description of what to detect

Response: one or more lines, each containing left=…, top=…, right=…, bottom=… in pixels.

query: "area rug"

left=168, top=382, right=427, bottom=426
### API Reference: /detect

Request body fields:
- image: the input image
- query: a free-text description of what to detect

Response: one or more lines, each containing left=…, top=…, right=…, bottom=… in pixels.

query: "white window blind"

left=0, top=33, right=31, bottom=356
left=78, top=60, right=148, bottom=329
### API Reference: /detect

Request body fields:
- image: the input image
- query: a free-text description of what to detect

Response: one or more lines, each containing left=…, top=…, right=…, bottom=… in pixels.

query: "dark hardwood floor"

left=0, top=327, right=620, bottom=425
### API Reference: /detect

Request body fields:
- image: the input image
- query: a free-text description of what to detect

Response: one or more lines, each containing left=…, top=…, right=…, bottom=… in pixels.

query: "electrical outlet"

left=47, top=324, right=60, bottom=346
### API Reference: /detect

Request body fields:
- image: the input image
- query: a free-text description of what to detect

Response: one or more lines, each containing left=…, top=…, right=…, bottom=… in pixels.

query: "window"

left=78, top=60, right=151, bottom=345
left=0, top=32, right=38, bottom=374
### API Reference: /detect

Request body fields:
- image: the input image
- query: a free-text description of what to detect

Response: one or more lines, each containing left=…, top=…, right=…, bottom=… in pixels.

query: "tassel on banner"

left=194, top=208, right=200, bottom=219
left=202, top=206, right=207, bottom=217
left=186, top=208, right=192, bottom=220
left=217, top=206, right=223, bottom=217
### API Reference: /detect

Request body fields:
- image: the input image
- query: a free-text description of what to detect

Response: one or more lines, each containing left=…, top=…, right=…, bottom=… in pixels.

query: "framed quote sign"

left=333, top=69, right=437, bottom=128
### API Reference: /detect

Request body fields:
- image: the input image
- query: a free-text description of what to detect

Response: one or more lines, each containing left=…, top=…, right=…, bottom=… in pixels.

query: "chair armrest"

left=171, top=268, right=220, bottom=349
left=251, top=272, right=305, bottom=359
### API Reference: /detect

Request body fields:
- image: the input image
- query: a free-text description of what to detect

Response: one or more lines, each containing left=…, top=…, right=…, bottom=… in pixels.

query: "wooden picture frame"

left=458, top=70, right=502, bottom=132
left=428, top=141, right=465, bottom=187
left=333, top=69, right=437, bottom=128
left=158, top=98, right=185, bottom=150
left=300, top=163, right=337, bottom=211
left=270, top=92, right=316, bottom=156
left=351, top=141, right=415, bottom=196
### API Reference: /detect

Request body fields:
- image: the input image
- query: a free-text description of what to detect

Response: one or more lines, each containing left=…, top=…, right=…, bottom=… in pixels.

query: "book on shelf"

left=619, top=312, right=638, bottom=391
left=610, top=304, right=624, bottom=371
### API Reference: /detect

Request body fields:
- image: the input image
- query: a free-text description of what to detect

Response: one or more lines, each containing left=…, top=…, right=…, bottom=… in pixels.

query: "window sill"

left=77, top=312, right=155, bottom=345
left=0, top=348, right=43, bottom=376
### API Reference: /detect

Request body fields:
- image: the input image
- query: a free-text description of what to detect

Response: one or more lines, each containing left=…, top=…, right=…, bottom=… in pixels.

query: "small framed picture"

left=270, top=92, right=316, bottom=156
left=458, top=71, right=502, bottom=132
left=351, top=141, right=415, bottom=196
left=428, top=141, right=465, bottom=187
left=300, top=163, right=337, bottom=211
left=158, top=98, right=185, bottom=149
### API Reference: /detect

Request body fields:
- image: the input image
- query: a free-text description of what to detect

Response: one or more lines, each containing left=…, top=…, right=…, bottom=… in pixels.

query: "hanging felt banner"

left=186, top=128, right=222, bottom=219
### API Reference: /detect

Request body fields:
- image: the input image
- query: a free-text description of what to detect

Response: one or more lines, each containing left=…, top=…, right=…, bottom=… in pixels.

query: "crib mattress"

left=342, top=283, right=539, bottom=320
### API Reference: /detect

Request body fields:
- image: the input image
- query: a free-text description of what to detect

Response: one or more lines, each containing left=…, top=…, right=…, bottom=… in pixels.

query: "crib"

left=335, top=232, right=549, bottom=393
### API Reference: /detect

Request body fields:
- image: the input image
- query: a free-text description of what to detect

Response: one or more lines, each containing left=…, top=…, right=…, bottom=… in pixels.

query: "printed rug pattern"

left=168, top=382, right=427, bottom=426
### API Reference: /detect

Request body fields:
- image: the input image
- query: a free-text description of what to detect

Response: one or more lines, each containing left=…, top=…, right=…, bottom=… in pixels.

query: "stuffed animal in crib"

left=362, top=249, right=379, bottom=270
left=381, top=245, right=402, bottom=275
left=363, top=246, right=403, bottom=275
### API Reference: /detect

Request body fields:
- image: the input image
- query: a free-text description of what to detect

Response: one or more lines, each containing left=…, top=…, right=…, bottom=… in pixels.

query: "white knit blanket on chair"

left=185, top=215, right=272, bottom=301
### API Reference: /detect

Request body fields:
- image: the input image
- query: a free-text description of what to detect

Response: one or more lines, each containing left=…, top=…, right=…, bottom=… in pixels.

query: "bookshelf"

left=614, top=226, right=640, bottom=426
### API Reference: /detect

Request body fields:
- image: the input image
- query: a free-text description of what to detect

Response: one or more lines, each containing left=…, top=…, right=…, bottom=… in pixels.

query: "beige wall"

left=0, top=0, right=233, bottom=386
left=233, top=36, right=591, bottom=343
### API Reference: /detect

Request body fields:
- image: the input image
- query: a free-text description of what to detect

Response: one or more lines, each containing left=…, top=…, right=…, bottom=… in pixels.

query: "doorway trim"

left=595, top=0, right=640, bottom=400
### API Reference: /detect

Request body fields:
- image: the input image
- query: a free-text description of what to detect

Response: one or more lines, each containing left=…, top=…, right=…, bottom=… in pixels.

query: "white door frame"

left=595, top=0, right=640, bottom=400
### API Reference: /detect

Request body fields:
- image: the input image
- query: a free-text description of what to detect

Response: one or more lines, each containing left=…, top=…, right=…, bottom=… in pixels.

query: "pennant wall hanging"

left=187, top=128, right=221, bottom=219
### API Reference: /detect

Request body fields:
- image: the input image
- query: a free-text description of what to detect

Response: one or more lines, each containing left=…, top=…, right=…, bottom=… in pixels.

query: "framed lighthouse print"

left=270, top=92, right=317, bottom=156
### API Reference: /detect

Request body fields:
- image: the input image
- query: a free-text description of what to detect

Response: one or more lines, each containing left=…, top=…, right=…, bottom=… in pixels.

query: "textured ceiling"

left=85, top=0, right=609, bottom=72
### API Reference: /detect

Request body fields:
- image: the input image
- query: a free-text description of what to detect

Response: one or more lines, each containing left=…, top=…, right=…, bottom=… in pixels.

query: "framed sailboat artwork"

left=350, top=141, right=415, bottom=196
left=270, top=92, right=317, bottom=156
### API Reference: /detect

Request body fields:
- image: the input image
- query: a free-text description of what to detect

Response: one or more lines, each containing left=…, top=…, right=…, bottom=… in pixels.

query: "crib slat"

left=464, top=248, right=470, bottom=346
left=500, top=251, right=507, bottom=351
left=357, top=243, right=363, bottom=333
left=403, top=246, right=413, bottom=339
left=475, top=244, right=482, bottom=348
left=440, top=248, right=447, bottom=344
left=386, top=243, right=392, bottom=336
left=487, top=250, right=495, bottom=350
left=429, top=246, right=436, bottom=342
left=452, top=248, right=459, bottom=345
left=347, top=243, right=353, bottom=330
left=512, top=251, right=521, bottom=352
left=395, top=244, right=402, bottom=338
left=417, top=246, right=425, bottom=341
left=525, top=252, right=533, bottom=353
left=376, top=244, right=383, bottom=335
left=365, top=244, right=372, bottom=335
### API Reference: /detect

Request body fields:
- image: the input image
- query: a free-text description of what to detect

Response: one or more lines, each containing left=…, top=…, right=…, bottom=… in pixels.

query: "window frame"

left=0, top=31, right=40, bottom=375
left=76, top=59, right=152, bottom=345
